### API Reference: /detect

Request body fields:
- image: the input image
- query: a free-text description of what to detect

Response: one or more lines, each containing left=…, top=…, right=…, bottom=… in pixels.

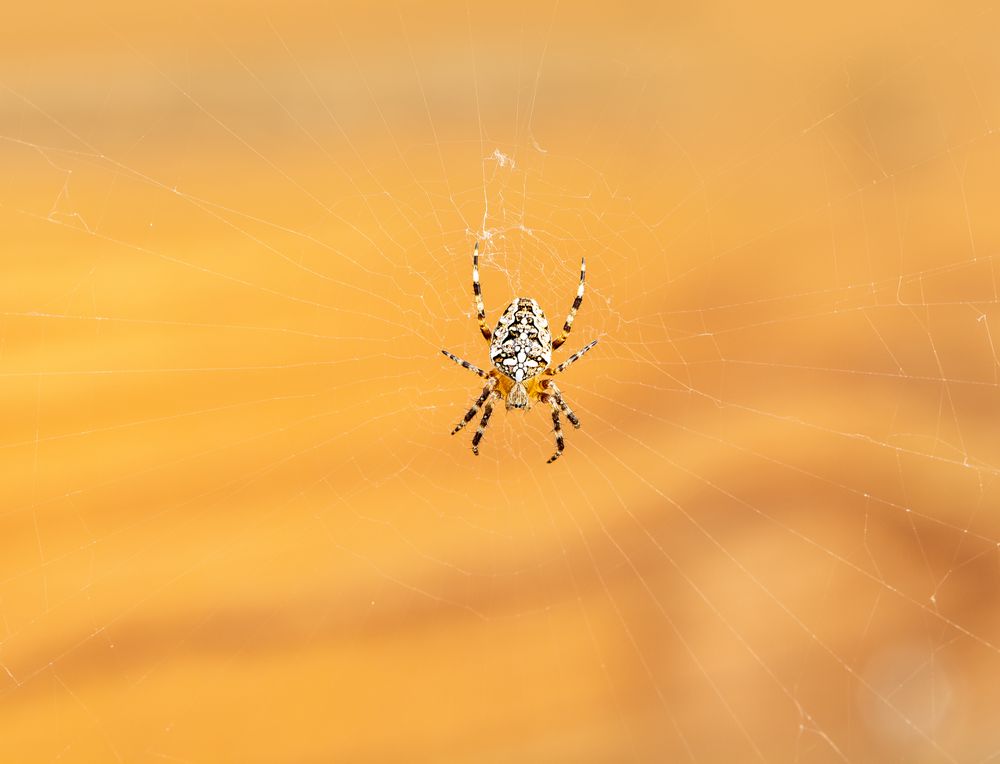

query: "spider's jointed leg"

left=551, top=339, right=598, bottom=376
left=471, top=392, right=498, bottom=455
left=473, top=243, right=492, bottom=343
left=543, top=381, right=580, bottom=428
left=441, top=349, right=488, bottom=378
left=552, top=256, right=586, bottom=350
left=547, top=406, right=565, bottom=464
left=452, top=377, right=497, bottom=434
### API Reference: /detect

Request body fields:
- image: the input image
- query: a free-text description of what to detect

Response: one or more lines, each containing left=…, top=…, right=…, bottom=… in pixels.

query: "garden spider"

left=442, top=243, right=598, bottom=463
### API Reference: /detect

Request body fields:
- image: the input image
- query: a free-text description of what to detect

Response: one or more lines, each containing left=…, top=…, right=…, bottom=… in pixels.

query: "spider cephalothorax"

left=442, top=244, right=598, bottom=463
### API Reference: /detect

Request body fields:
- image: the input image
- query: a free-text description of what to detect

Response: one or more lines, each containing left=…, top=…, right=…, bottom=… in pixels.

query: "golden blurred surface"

left=3, top=1, right=1000, bottom=761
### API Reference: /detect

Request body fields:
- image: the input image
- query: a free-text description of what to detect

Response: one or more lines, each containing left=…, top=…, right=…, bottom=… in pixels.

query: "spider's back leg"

left=552, top=256, right=586, bottom=350
left=441, top=349, right=488, bottom=378
left=473, top=243, right=492, bottom=343
left=551, top=339, right=598, bottom=376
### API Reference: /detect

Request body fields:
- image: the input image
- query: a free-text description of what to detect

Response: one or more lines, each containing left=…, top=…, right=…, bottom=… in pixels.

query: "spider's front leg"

left=546, top=404, right=565, bottom=464
left=471, top=392, right=499, bottom=455
left=452, top=377, right=497, bottom=434
left=541, top=381, right=580, bottom=428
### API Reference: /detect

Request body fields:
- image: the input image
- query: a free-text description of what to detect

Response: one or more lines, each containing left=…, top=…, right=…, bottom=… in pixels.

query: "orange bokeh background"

left=2, top=1, right=1000, bottom=761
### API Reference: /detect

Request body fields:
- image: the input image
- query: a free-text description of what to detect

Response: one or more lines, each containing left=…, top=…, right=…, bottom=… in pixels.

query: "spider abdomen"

left=489, top=298, right=552, bottom=382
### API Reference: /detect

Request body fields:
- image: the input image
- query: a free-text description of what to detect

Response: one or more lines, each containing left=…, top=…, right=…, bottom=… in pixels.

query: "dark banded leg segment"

left=552, top=339, right=598, bottom=376
left=471, top=392, right=498, bottom=455
left=547, top=406, right=565, bottom=464
left=452, top=378, right=496, bottom=434
left=544, top=382, right=580, bottom=428
left=552, top=256, right=586, bottom=350
left=441, top=349, right=488, bottom=378
left=473, top=243, right=492, bottom=343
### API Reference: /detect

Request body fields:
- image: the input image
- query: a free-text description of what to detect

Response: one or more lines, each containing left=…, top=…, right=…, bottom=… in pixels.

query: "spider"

left=442, top=243, right=598, bottom=463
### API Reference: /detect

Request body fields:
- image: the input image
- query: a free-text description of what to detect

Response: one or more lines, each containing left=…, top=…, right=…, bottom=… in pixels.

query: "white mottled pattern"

left=489, top=298, right=553, bottom=382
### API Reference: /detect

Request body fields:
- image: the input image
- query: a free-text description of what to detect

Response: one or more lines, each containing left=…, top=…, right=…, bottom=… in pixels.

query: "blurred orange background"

left=3, top=1, right=1000, bottom=761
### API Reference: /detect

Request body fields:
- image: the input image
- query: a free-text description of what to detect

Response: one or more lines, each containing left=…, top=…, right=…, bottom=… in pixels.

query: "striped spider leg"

left=551, top=256, right=587, bottom=350
left=539, top=380, right=581, bottom=463
left=473, top=242, right=492, bottom=343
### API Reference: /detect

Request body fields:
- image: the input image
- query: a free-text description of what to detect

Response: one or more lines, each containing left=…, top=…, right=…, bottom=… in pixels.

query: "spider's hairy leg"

left=471, top=392, right=498, bottom=455
left=441, top=349, right=488, bottom=378
left=473, top=242, right=492, bottom=343
left=546, top=405, right=565, bottom=464
left=551, top=256, right=586, bottom=351
left=452, top=377, right=497, bottom=435
left=542, top=381, right=580, bottom=428
left=550, top=339, right=598, bottom=376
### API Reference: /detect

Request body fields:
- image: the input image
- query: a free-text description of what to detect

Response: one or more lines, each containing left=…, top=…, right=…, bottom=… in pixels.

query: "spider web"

left=2, top=1, right=1000, bottom=761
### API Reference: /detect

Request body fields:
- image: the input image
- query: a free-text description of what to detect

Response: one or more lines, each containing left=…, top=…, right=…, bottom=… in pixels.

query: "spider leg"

left=452, top=378, right=497, bottom=434
left=550, top=339, right=598, bottom=376
left=441, top=349, right=488, bottom=378
left=546, top=404, right=565, bottom=464
left=543, top=381, right=580, bottom=428
left=551, top=256, right=586, bottom=350
left=473, top=242, right=492, bottom=343
left=471, top=392, right=498, bottom=455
